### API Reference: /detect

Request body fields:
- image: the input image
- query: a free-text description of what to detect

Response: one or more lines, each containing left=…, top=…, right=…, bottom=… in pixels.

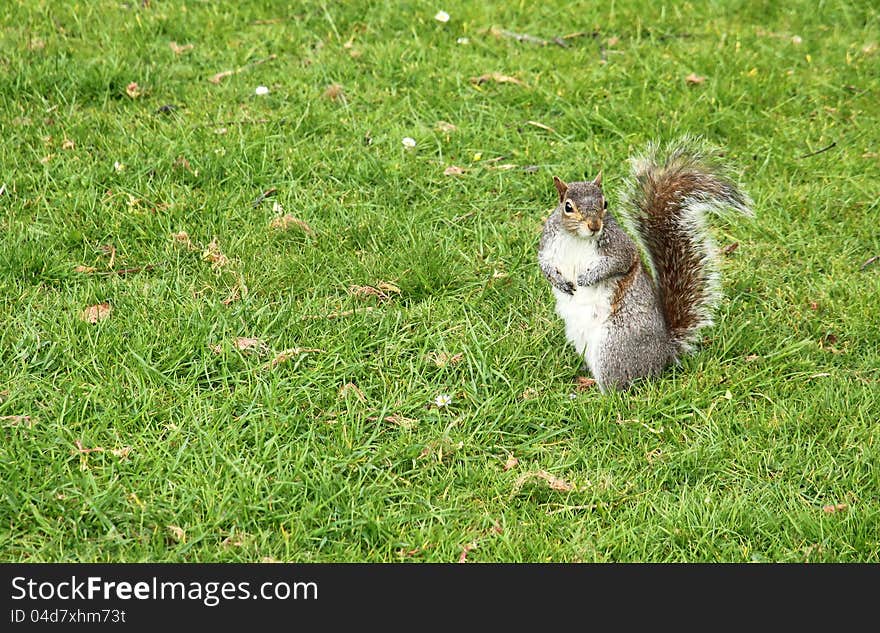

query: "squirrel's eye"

left=603, top=200, right=608, bottom=210
left=564, top=200, right=574, bottom=214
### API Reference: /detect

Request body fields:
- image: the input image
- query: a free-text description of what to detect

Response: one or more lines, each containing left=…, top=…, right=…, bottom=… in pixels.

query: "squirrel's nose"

left=587, top=218, right=602, bottom=232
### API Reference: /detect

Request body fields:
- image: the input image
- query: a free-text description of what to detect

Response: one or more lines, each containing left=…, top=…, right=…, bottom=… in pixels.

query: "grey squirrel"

left=538, top=137, right=753, bottom=392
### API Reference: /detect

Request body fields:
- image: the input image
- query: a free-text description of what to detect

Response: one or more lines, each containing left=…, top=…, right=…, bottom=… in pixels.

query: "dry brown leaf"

left=503, top=455, right=519, bottom=471
left=521, top=387, right=539, bottom=400
left=221, top=533, right=247, bottom=548
left=457, top=520, right=502, bottom=562
left=745, top=354, right=760, bottom=362
left=349, top=285, right=386, bottom=300
left=173, top=156, right=192, bottom=172
left=125, top=82, right=142, bottom=98
left=685, top=73, right=706, bottom=85
left=110, top=447, right=132, bottom=459
left=721, top=242, right=739, bottom=255
left=1, top=415, right=32, bottom=426
left=368, top=414, right=419, bottom=429
left=385, top=414, right=418, bottom=428
left=338, top=382, right=366, bottom=402
left=443, top=165, right=466, bottom=176
left=171, top=231, right=192, bottom=245
left=73, top=440, right=104, bottom=454
left=809, top=301, right=819, bottom=311
left=822, top=503, right=848, bottom=514
left=323, top=83, right=345, bottom=101
left=513, top=470, right=574, bottom=492
left=470, top=72, right=526, bottom=87
left=427, top=351, right=464, bottom=368
left=264, top=347, right=323, bottom=368
left=377, top=281, right=401, bottom=295
left=646, top=448, right=663, bottom=464
left=398, top=547, right=424, bottom=558
left=574, top=376, right=597, bottom=392
left=269, top=214, right=314, bottom=235
left=62, top=139, right=75, bottom=150
left=74, top=265, right=97, bottom=274
left=203, top=238, right=229, bottom=269
left=80, top=303, right=111, bottom=324
left=233, top=337, right=266, bottom=353
left=458, top=542, right=477, bottom=563
left=167, top=525, right=186, bottom=543
left=436, top=121, right=457, bottom=133
left=221, top=283, right=246, bottom=306
left=607, top=36, right=620, bottom=47
left=169, top=41, right=194, bottom=55
left=349, top=283, right=400, bottom=302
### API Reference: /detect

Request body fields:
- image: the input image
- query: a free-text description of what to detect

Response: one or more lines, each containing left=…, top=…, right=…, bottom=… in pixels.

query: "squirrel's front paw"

left=553, top=269, right=575, bottom=295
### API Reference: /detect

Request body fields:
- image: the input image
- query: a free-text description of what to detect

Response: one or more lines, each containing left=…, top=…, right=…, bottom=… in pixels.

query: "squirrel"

left=537, top=136, right=753, bottom=392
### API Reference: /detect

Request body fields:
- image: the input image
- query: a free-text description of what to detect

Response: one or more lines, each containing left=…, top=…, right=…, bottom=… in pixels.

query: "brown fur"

left=611, top=252, right=641, bottom=315
left=626, top=140, right=751, bottom=350
left=636, top=170, right=709, bottom=337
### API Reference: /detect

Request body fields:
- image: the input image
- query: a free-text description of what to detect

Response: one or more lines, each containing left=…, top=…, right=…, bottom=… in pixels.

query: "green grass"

left=1, top=0, right=878, bottom=562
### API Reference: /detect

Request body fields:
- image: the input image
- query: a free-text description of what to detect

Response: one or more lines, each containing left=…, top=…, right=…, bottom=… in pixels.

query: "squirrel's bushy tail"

left=623, top=136, right=752, bottom=353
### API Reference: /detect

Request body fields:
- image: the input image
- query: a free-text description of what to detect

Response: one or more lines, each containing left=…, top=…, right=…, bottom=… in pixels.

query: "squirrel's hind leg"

left=596, top=330, right=673, bottom=391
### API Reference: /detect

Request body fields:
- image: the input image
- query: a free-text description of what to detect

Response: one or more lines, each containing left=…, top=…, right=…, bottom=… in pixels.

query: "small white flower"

left=434, top=10, right=450, bottom=23
left=434, top=394, right=452, bottom=408
left=272, top=201, right=283, bottom=213
left=456, top=37, right=469, bottom=45
left=255, top=85, right=269, bottom=96
left=568, top=392, right=577, bottom=400
left=402, top=137, right=417, bottom=149
left=113, top=161, right=124, bottom=172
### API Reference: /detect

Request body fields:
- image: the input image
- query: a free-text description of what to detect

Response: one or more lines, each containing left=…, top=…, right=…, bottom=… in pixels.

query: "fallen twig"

left=860, top=255, right=879, bottom=271
left=561, top=31, right=600, bottom=41
left=490, top=26, right=557, bottom=47
left=798, top=141, right=837, bottom=159
left=525, top=120, right=556, bottom=133
left=252, top=187, right=277, bottom=208
left=208, top=54, right=278, bottom=84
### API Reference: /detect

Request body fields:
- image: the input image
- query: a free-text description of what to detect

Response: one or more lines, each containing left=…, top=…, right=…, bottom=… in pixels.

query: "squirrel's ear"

left=592, top=171, right=603, bottom=188
left=553, top=176, right=568, bottom=202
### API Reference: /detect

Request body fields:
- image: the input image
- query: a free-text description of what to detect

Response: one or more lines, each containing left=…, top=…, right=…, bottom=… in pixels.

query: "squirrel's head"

left=553, top=173, right=607, bottom=239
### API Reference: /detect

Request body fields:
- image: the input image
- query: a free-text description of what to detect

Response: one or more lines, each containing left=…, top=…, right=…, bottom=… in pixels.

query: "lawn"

left=1, top=0, right=878, bottom=562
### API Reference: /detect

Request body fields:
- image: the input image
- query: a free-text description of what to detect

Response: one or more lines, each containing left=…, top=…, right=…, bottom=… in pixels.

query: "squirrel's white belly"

left=546, top=234, right=613, bottom=368
left=553, top=283, right=613, bottom=361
